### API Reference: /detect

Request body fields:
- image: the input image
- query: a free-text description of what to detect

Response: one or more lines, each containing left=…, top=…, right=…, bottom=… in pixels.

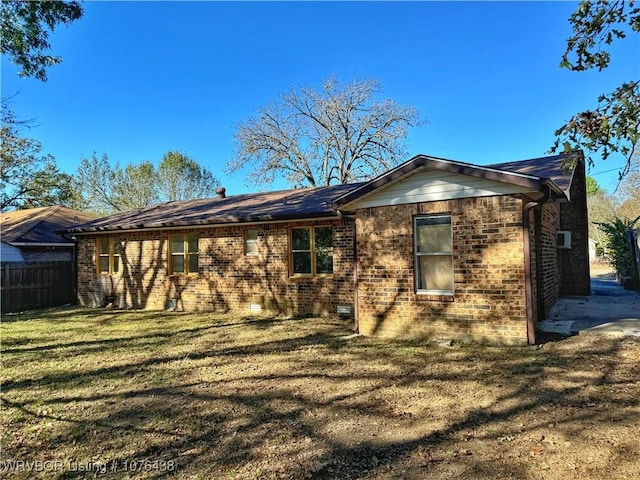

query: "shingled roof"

left=2, top=206, right=95, bottom=245
left=487, top=152, right=578, bottom=197
left=66, top=183, right=363, bottom=234
left=66, top=151, right=581, bottom=235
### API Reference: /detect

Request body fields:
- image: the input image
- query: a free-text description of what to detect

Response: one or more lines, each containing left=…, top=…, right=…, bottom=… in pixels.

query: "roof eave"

left=7, top=242, right=75, bottom=247
left=67, top=211, right=343, bottom=235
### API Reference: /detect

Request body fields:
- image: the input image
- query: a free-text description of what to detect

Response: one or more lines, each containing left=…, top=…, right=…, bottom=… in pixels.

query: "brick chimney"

left=215, top=187, right=226, bottom=199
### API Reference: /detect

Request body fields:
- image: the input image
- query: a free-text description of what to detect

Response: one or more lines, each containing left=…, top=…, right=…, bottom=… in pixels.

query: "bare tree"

left=617, top=153, right=640, bottom=219
left=227, top=77, right=423, bottom=187
left=588, top=190, right=618, bottom=246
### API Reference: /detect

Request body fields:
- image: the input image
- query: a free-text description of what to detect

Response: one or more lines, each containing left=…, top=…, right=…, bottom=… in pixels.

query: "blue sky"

left=2, top=0, right=638, bottom=195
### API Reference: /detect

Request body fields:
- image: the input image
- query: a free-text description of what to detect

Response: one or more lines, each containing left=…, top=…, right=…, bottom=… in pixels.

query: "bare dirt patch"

left=1, top=308, right=639, bottom=479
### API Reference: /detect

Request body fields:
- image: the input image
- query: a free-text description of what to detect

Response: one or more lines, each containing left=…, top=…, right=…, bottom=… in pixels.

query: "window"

left=97, top=237, right=120, bottom=274
left=290, top=226, right=333, bottom=276
left=169, top=233, right=198, bottom=275
left=414, top=215, right=454, bottom=294
left=246, top=228, right=258, bottom=256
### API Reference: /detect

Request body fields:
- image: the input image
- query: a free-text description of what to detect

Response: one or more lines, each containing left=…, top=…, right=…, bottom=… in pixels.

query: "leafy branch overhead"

left=552, top=0, right=640, bottom=180
left=1, top=105, right=77, bottom=211
left=227, top=77, right=424, bottom=188
left=552, top=81, right=640, bottom=174
left=560, top=0, right=640, bottom=72
left=0, top=0, right=83, bottom=82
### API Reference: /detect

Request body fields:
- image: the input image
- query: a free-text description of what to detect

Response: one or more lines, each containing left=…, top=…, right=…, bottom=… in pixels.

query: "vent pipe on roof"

left=216, top=187, right=226, bottom=199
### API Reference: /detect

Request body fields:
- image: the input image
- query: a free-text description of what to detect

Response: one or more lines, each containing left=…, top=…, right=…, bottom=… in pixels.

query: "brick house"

left=67, top=152, right=589, bottom=344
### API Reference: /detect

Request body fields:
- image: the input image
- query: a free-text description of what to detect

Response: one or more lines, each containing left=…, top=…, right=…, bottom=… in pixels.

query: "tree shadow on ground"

left=2, top=312, right=639, bottom=479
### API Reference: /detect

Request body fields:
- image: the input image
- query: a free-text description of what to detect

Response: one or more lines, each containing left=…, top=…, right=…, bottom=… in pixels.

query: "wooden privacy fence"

left=1, top=261, right=75, bottom=313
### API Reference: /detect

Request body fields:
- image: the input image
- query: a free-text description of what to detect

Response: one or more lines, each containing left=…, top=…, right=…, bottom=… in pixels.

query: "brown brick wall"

left=76, top=219, right=355, bottom=316
left=559, top=157, right=591, bottom=295
left=537, top=201, right=561, bottom=318
left=355, top=196, right=529, bottom=344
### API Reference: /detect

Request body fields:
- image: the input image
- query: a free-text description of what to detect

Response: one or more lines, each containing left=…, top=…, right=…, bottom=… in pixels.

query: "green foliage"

left=560, top=0, right=640, bottom=72
left=157, top=151, right=219, bottom=202
left=116, top=161, right=159, bottom=211
left=18, top=163, right=80, bottom=210
left=585, top=176, right=600, bottom=194
left=551, top=81, right=639, bottom=175
left=552, top=1, right=639, bottom=179
left=1, top=0, right=83, bottom=82
left=74, top=151, right=220, bottom=215
left=0, top=105, right=76, bottom=211
left=74, top=153, right=122, bottom=215
left=596, top=216, right=640, bottom=278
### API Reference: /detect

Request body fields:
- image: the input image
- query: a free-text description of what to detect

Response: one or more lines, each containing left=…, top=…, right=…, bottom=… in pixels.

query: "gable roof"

left=332, top=151, right=581, bottom=209
left=66, top=183, right=363, bottom=235
left=1, top=206, right=95, bottom=245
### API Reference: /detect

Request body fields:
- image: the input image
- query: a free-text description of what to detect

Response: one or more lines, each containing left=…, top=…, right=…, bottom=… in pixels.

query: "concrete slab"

left=538, top=276, right=640, bottom=337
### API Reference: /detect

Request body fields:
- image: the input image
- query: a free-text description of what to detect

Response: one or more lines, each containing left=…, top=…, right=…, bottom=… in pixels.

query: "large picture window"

left=414, top=215, right=454, bottom=294
left=290, top=226, right=333, bottom=276
left=97, top=237, right=120, bottom=275
left=169, top=233, right=199, bottom=275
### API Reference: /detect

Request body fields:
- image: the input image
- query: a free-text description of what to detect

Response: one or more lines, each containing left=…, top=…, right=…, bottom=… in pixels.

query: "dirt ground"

left=1, top=308, right=639, bottom=479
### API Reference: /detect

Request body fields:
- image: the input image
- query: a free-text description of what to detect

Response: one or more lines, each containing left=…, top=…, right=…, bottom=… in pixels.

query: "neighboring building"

left=1, top=206, right=96, bottom=262
left=588, top=238, right=597, bottom=261
left=66, top=152, right=590, bottom=345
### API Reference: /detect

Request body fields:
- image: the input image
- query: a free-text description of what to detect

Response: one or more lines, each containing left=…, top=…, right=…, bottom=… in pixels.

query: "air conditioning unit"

left=557, top=231, right=572, bottom=249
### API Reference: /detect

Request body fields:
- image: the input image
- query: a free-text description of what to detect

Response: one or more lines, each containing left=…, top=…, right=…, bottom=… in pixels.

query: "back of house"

left=67, top=151, right=590, bottom=345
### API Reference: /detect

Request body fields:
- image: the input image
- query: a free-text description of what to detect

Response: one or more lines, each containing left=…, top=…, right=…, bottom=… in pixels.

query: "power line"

left=590, top=167, right=623, bottom=176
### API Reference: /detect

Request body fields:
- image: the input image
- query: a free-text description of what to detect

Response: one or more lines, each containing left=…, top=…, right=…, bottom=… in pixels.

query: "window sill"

left=289, top=274, right=334, bottom=280
left=415, top=292, right=455, bottom=302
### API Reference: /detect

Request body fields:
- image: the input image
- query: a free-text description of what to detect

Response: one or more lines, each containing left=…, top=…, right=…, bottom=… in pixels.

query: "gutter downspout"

left=335, top=207, right=359, bottom=333
left=353, top=228, right=359, bottom=333
left=522, top=187, right=550, bottom=345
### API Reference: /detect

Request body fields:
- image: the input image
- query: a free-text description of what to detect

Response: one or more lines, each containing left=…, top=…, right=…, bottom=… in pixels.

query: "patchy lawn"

left=1, top=308, right=639, bottom=479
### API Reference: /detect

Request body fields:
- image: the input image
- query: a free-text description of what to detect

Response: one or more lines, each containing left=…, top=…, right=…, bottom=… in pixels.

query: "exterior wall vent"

left=250, top=303, right=262, bottom=312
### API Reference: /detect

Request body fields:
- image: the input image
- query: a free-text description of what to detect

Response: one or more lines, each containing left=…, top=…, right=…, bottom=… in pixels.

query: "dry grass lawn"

left=1, top=307, right=639, bottom=479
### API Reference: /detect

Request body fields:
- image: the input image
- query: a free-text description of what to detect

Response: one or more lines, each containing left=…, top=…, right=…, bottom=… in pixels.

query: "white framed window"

left=246, top=228, right=258, bottom=256
left=414, top=215, right=454, bottom=295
